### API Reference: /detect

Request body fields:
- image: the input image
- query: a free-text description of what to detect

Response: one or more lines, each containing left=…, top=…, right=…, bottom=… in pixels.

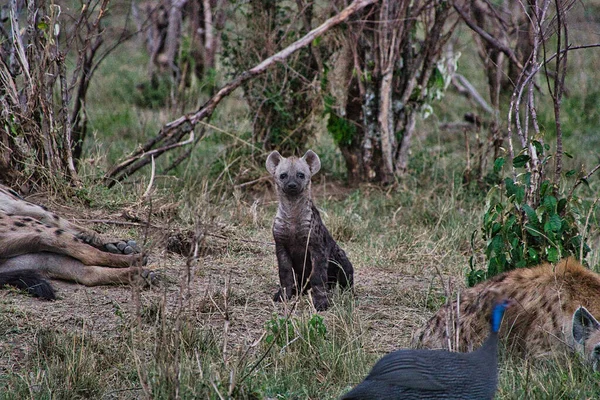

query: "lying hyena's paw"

left=134, top=269, right=160, bottom=288
left=104, top=240, right=141, bottom=255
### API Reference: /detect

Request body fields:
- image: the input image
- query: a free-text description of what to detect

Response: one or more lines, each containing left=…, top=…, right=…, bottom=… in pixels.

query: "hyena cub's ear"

left=572, top=306, right=600, bottom=344
left=302, top=150, right=321, bottom=176
left=266, top=151, right=283, bottom=175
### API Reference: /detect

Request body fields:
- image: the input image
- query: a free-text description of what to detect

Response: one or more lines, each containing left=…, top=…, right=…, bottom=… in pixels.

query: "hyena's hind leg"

left=1, top=253, right=158, bottom=287
left=328, top=246, right=354, bottom=289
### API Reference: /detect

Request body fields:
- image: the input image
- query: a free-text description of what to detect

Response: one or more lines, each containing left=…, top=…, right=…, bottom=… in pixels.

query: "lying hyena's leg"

left=0, top=253, right=154, bottom=286
left=0, top=217, right=141, bottom=267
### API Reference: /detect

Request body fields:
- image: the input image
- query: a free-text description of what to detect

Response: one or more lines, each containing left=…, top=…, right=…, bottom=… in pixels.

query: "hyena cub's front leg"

left=266, top=149, right=354, bottom=311
left=310, top=249, right=331, bottom=311
left=273, top=243, right=297, bottom=301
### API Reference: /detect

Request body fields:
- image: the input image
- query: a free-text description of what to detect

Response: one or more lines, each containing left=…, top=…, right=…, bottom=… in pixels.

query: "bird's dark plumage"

left=340, top=300, right=513, bottom=399
left=0, top=271, right=56, bottom=300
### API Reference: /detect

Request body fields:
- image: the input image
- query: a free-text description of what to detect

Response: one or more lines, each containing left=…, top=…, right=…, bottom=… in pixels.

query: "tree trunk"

left=160, top=0, right=187, bottom=81
left=330, top=0, right=455, bottom=184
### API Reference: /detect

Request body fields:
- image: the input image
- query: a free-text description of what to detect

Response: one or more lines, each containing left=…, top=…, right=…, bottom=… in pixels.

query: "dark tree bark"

left=327, top=0, right=457, bottom=184
left=134, top=0, right=226, bottom=91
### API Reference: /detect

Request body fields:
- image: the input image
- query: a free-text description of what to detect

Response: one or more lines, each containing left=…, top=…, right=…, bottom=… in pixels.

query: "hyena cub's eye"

left=296, top=172, right=305, bottom=179
left=279, top=173, right=288, bottom=180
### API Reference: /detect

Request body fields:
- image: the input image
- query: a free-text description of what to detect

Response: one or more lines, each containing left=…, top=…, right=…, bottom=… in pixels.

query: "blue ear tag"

left=491, top=303, right=506, bottom=332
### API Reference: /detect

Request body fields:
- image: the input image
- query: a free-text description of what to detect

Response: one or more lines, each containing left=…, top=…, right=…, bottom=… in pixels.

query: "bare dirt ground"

left=0, top=184, right=455, bottom=379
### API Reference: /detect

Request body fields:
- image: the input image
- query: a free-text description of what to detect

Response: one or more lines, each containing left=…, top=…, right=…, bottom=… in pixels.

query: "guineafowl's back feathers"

left=341, top=300, right=512, bottom=400
left=366, top=350, right=462, bottom=389
left=342, top=348, right=497, bottom=399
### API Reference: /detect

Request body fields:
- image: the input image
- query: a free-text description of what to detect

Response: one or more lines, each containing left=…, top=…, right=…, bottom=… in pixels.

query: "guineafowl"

left=340, top=299, right=513, bottom=400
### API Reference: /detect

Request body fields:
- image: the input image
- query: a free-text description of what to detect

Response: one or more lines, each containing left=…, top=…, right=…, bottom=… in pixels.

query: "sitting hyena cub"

left=266, top=150, right=354, bottom=311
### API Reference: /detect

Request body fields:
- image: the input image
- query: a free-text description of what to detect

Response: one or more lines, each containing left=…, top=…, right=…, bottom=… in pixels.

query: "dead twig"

left=453, top=2, right=524, bottom=72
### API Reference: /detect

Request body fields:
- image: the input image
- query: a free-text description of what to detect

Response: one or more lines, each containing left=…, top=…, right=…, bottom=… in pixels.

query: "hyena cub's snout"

left=280, top=171, right=308, bottom=196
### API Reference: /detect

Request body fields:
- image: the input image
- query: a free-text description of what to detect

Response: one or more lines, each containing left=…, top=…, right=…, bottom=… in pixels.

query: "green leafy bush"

left=468, top=150, right=591, bottom=286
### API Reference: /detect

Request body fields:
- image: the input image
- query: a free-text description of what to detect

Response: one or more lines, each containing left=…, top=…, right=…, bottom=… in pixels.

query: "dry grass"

left=0, top=179, right=462, bottom=398
left=2, top=142, right=600, bottom=400
left=3, top=165, right=600, bottom=398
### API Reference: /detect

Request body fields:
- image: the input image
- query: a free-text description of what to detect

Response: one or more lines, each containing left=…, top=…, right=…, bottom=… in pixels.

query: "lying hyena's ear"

left=266, top=151, right=283, bottom=175
left=302, top=150, right=321, bottom=176
left=573, top=306, right=600, bottom=344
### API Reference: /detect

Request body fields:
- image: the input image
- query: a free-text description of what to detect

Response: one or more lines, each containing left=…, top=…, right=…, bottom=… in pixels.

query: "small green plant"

left=305, top=314, right=327, bottom=343
left=133, top=74, right=173, bottom=109
left=324, top=95, right=357, bottom=147
left=265, top=314, right=295, bottom=347
left=469, top=150, right=591, bottom=286
left=264, top=313, right=328, bottom=348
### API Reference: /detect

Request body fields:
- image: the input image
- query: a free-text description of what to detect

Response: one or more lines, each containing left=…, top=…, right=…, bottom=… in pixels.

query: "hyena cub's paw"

left=273, top=288, right=285, bottom=302
left=311, top=291, right=330, bottom=311
left=273, top=287, right=296, bottom=302
left=313, top=297, right=330, bottom=312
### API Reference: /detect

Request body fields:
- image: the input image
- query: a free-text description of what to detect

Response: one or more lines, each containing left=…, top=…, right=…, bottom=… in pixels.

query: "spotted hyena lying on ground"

left=0, top=185, right=157, bottom=300
left=266, top=150, right=354, bottom=311
left=413, top=258, right=600, bottom=369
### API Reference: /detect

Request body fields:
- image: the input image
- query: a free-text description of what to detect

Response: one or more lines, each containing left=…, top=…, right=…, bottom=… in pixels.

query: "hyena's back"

left=413, top=258, right=600, bottom=355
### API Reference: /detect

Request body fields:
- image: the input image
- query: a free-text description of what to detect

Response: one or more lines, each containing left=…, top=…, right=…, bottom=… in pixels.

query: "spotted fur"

left=413, top=258, right=600, bottom=369
left=266, top=150, right=354, bottom=311
left=0, top=185, right=156, bottom=299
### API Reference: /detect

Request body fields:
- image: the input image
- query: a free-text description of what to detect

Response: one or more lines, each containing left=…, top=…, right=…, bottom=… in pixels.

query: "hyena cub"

left=266, top=150, right=354, bottom=311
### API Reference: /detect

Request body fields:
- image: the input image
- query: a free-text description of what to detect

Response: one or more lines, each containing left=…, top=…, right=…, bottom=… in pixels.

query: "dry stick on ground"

left=103, top=0, right=377, bottom=187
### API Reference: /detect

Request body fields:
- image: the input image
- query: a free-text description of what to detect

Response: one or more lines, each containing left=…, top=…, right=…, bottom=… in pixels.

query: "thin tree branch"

left=552, top=0, right=568, bottom=187
left=452, top=73, right=494, bottom=114
left=566, top=163, right=600, bottom=203
left=453, top=2, right=524, bottom=71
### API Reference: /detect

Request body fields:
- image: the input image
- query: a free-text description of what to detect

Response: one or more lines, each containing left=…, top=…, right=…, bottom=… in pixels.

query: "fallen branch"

left=451, top=73, right=494, bottom=115
left=104, top=0, right=377, bottom=187
left=78, top=218, right=276, bottom=246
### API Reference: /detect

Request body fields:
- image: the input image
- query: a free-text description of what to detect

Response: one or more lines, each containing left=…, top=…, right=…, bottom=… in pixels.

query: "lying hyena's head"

left=266, top=150, right=321, bottom=197
left=572, top=306, right=600, bottom=370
